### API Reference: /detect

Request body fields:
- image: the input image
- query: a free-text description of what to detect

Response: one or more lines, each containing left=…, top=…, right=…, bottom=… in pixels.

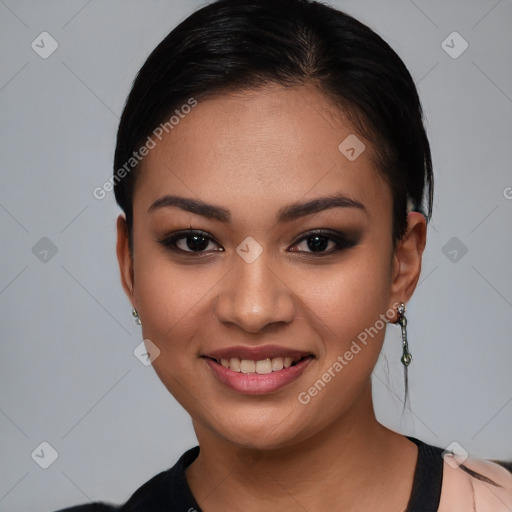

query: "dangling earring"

left=396, top=302, right=412, bottom=366
left=132, top=308, right=141, bottom=325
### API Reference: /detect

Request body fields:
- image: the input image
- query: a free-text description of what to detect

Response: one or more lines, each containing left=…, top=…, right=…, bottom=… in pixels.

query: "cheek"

left=133, top=257, right=212, bottom=407
left=133, top=236, right=219, bottom=339
left=291, top=254, right=393, bottom=420
left=131, top=257, right=208, bottom=395
left=296, top=249, right=393, bottom=344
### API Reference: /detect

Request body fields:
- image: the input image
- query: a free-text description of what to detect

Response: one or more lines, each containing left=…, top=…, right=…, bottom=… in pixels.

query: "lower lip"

left=204, top=357, right=314, bottom=395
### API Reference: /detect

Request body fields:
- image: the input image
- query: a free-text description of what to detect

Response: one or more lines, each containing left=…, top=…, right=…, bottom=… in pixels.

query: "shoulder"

left=51, top=446, right=199, bottom=512
left=53, top=505, right=120, bottom=511
left=438, top=453, right=512, bottom=511
left=51, top=468, right=170, bottom=512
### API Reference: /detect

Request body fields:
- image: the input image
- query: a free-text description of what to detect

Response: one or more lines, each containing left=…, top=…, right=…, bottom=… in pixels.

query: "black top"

left=54, top=436, right=443, bottom=512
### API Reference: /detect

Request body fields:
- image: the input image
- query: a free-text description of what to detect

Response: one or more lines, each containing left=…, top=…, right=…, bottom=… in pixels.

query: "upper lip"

left=203, top=344, right=314, bottom=362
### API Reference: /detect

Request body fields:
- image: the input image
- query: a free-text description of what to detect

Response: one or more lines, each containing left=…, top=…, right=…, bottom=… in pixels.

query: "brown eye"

left=289, top=230, right=359, bottom=255
left=177, top=233, right=213, bottom=252
left=296, top=234, right=334, bottom=253
left=158, top=230, right=224, bottom=254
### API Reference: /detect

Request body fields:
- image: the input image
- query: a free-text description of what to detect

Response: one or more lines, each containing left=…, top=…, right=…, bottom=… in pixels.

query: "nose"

left=214, top=249, right=295, bottom=334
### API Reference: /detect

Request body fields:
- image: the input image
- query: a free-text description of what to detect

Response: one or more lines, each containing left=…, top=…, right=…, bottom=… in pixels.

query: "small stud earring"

left=132, top=308, right=141, bottom=325
left=396, top=302, right=412, bottom=366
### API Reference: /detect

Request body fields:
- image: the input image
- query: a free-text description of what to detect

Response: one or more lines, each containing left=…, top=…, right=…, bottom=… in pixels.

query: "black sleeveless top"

left=54, top=436, right=444, bottom=512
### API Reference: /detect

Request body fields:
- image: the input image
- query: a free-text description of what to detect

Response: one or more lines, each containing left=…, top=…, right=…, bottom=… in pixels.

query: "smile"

left=201, top=347, right=315, bottom=395
left=208, top=355, right=309, bottom=374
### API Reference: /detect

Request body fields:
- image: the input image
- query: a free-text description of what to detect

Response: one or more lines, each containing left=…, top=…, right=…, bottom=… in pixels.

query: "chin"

left=199, top=401, right=318, bottom=451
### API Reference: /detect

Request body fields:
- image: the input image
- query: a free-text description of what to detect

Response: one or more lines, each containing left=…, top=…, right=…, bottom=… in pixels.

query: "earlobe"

left=116, top=214, right=135, bottom=305
left=389, top=212, right=427, bottom=308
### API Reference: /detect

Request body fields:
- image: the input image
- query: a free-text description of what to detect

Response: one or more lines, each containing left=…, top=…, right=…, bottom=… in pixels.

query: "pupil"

left=308, top=235, right=328, bottom=252
left=187, top=234, right=209, bottom=251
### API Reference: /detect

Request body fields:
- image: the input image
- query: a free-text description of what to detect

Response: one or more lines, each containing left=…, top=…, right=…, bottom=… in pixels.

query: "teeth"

left=255, top=359, right=272, bottom=374
left=215, top=356, right=305, bottom=373
left=240, top=359, right=256, bottom=373
left=271, top=358, right=284, bottom=371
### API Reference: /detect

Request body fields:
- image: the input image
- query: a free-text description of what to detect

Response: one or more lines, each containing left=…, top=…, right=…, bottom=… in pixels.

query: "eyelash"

left=157, top=229, right=358, bottom=257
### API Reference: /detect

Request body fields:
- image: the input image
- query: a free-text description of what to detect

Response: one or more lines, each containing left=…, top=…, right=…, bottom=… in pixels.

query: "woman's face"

left=118, top=84, right=423, bottom=449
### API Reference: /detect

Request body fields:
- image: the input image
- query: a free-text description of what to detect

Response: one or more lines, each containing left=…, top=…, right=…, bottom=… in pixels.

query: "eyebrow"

left=147, top=193, right=367, bottom=223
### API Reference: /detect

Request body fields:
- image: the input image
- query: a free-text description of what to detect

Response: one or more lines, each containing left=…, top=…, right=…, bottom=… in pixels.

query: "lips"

left=201, top=345, right=315, bottom=394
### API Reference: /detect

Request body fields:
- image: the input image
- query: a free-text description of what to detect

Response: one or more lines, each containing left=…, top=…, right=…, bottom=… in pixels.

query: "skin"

left=117, top=83, right=427, bottom=511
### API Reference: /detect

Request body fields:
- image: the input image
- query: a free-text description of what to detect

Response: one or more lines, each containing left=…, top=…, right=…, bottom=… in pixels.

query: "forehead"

left=135, top=84, right=389, bottom=216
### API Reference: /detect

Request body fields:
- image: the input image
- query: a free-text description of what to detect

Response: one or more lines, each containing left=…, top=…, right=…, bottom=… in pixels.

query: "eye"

left=289, top=230, right=358, bottom=255
left=158, top=230, right=224, bottom=254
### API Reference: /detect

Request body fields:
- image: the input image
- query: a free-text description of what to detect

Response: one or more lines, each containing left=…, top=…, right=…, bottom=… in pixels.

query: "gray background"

left=1, top=0, right=511, bottom=510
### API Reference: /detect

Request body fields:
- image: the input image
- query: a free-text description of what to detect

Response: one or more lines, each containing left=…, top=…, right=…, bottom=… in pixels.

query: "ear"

left=388, top=212, right=427, bottom=315
left=116, top=214, right=136, bottom=307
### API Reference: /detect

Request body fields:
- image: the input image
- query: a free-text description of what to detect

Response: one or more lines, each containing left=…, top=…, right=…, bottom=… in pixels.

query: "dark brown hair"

left=113, top=0, right=433, bottom=249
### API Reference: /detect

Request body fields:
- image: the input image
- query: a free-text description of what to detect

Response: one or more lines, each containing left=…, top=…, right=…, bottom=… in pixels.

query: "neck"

left=185, top=383, right=418, bottom=512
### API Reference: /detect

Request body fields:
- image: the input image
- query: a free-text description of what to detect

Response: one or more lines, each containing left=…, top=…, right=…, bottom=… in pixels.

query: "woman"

left=56, top=0, right=512, bottom=510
